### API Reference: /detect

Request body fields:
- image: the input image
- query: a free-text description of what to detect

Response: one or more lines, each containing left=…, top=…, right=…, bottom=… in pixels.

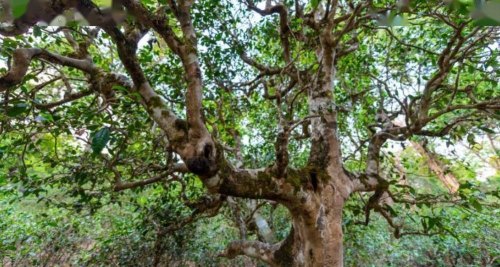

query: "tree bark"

left=277, top=192, right=345, bottom=266
left=224, top=185, right=347, bottom=267
left=269, top=22, right=348, bottom=267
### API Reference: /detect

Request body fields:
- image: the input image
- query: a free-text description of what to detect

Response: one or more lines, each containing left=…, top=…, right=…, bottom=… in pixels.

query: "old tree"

left=0, top=0, right=499, bottom=266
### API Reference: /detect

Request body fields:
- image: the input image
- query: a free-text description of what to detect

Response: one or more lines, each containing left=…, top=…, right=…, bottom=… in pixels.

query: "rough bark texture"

left=1, top=1, right=499, bottom=266
left=278, top=190, right=345, bottom=266
left=224, top=178, right=348, bottom=267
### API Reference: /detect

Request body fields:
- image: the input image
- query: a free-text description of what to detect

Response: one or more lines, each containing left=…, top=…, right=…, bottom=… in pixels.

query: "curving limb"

left=219, top=240, right=280, bottom=266
left=0, top=48, right=96, bottom=90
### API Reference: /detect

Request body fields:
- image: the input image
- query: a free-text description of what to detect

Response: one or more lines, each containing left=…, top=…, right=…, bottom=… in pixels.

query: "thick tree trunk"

left=221, top=175, right=350, bottom=267
left=269, top=24, right=349, bottom=267
left=222, top=9, right=354, bottom=267
left=274, top=192, right=345, bottom=267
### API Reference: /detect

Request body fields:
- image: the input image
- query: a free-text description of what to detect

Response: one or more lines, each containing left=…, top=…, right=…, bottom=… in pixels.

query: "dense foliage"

left=0, top=0, right=499, bottom=266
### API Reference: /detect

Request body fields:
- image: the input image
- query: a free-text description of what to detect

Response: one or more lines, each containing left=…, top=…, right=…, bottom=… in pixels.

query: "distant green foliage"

left=0, top=0, right=499, bottom=266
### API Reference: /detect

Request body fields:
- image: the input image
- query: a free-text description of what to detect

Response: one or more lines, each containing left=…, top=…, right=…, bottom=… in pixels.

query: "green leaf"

left=6, top=102, right=29, bottom=117
left=470, top=198, right=482, bottom=212
left=36, top=112, right=54, bottom=123
left=428, top=217, right=439, bottom=231
left=421, top=217, right=427, bottom=231
left=474, top=17, right=500, bottom=26
left=139, top=0, right=154, bottom=6
left=459, top=181, right=473, bottom=191
left=137, top=196, right=148, bottom=206
left=409, top=186, right=416, bottom=195
left=311, top=0, right=320, bottom=9
left=112, top=85, right=128, bottom=92
left=4, top=245, right=16, bottom=251
left=91, top=127, right=111, bottom=154
left=444, top=227, right=461, bottom=242
left=92, top=0, right=112, bottom=7
left=33, top=26, right=42, bottom=37
left=385, top=205, right=398, bottom=217
left=478, top=127, right=495, bottom=134
left=10, top=0, right=30, bottom=19
left=466, top=133, right=476, bottom=146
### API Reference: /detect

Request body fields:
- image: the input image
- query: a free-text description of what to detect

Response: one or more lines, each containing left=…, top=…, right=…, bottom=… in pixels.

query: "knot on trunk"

left=185, top=143, right=218, bottom=177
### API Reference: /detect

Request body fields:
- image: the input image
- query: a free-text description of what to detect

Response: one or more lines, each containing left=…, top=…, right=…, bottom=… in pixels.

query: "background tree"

left=0, top=0, right=499, bottom=266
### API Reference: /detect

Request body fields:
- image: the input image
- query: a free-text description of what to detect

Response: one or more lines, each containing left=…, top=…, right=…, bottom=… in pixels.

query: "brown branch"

left=384, top=28, right=439, bottom=56
left=120, top=1, right=216, bottom=174
left=417, top=23, right=469, bottom=120
left=423, top=99, right=500, bottom=125
left=121, top=0, right=206, bottom=131
left=114, top=172, right=171, bottom=191
left=0, top=0, right=120, bottom=37
left=35, top=90, right=93, bottom=110
left=0, top=48, right=96, bottom=90
left=219, top=240, right=279, bottom=266
left=245, top=0, right=292, bottom=64
left=29, top=76, right=61, bottom=96
left=113, top=163, right=188, bottom=191
left=103, top=27, right=189, bottom=151
left=239, top=53, right=282, bottom=75
left=356, top=24, right=497, bottom=193
left=227, top=197, right=248, bottom=239
left=416, top=115, right=476, bottom=137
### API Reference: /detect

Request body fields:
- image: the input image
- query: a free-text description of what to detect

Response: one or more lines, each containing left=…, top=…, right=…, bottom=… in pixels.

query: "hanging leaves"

left=6, top=102, right=29, bottom=117
left=91, top=127, right=111, bottom=155
left=10, top=0, right=30, bottom=19
left=311, top=0, right=320, bottom=9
